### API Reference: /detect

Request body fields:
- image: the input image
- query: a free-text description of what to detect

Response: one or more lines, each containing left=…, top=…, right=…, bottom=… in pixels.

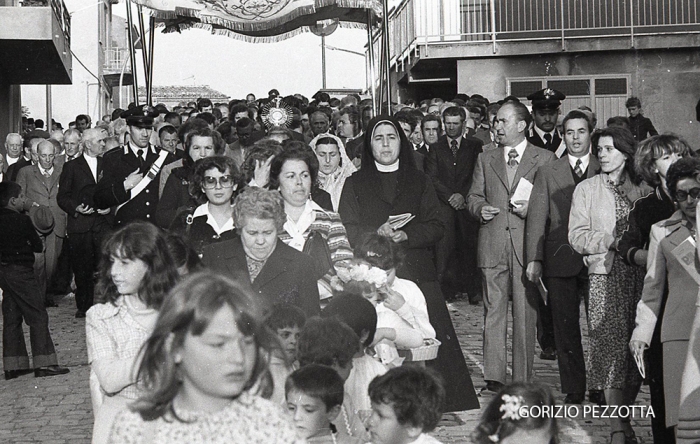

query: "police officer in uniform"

left=525, top=88, right=568, bottom=362
left=527, top=88, right=567, bottom=158
left=94, top=106, right=175, bottom=226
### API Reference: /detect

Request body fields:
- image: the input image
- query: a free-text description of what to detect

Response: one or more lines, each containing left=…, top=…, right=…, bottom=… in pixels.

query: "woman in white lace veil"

left=309, top=133, right=357, bottom=211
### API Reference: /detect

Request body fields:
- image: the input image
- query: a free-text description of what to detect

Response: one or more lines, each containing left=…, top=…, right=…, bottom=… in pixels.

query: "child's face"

left=176, top=305, right=257, bottom=411
left=110, top=255, right=148, bottom=297
left=276, top=326, right=301, bottom=360
left=286, top=389, right=337, bottom=439
left=367, top=401, right=417, bottom=444
left=627, top=106, right=640, bottom=117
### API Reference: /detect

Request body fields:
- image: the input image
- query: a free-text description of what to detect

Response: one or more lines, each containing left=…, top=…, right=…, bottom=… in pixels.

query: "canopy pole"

left=321, top=35, right=327, bottom=90
left=366, top=11, right=377, bottom=117
left=147, top=17, right=156, bottom=105
left=381, top=0, right=391, bottom=115
left=137, top=5, right=150, bottom=105
left=125, top=0, right=139, bottom=106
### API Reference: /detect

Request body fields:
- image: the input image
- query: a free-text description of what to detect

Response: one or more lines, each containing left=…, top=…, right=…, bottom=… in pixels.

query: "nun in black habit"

left=338, top=115, right=479, bottom=412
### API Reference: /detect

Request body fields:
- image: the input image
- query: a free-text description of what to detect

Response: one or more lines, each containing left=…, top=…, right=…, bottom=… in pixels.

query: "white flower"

left=333, top=261, right=387, bottom=289
left=499, top=394, right=524, bottom=421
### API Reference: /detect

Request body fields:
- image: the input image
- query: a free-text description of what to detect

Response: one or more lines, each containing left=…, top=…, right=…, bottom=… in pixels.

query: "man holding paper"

left=467, top=101, right=555, bottom=391
left=525, top=110, right=600, bottom=404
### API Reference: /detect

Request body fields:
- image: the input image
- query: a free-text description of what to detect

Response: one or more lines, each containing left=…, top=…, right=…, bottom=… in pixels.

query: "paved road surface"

left=0, top=293, right=653, bottom=443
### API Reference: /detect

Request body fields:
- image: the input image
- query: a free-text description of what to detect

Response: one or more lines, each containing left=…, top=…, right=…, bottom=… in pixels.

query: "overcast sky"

left=23, top=2, right=370, bottom=124
left=138, top=25, right=368, bottom=99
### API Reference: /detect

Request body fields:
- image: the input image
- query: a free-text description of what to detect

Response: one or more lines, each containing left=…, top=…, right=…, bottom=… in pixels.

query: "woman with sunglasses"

left=156, top=127, right=226, bottom=229
left=170, top=156, right=240, bottom=255
left=630, top=156, right=700, bottom=437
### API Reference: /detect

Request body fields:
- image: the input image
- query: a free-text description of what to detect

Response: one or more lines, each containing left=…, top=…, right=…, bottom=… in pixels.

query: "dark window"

left=595, top=78, right=628, bottom=95
left=546, top=79, right=590, bottom=96
left=510, top=81, right=543, bottom=98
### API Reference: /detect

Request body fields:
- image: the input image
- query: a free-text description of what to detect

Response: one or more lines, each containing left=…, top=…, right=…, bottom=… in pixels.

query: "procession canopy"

left=131, top=0, right=383, bottom=42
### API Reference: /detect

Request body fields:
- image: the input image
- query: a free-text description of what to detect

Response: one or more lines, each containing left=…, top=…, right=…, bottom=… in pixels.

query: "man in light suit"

left=425, top=106, right=483, bottom=304
left=16, top=140, right=67, bottom=306
left=467, top=101, right=556, bottom=391
left=525, top=110, right=600, bottom=404
left=57, top=128, right=111, bottom=318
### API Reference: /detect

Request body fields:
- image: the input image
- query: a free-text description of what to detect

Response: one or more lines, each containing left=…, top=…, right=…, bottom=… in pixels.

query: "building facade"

left=385, top=0, right=700, bottom=141
left=0, top=0, right=71, bottom=146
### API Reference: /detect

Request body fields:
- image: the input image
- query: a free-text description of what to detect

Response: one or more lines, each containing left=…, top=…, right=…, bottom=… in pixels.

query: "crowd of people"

left=0, top=87, right=698, bottom=444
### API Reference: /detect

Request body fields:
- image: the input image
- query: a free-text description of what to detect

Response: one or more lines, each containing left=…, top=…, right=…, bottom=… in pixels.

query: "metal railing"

left=19, top=0, right=70, bottom=46
left=104, top=47, right=130, bottom=73
left=387, top=0, right=700, bottom=64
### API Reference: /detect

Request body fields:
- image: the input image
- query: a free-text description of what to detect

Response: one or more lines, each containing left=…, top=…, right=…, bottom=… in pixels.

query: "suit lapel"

left=33, top=166, right=50, bottom=189
left=587, top=157, right=601, bottom=178
left=551, top=157, right=576, bottom=202
left=512, top=146, right=538, bottom=192
left=48, top=168, right=61, bottom=191
left=488, top=148, right=509, bottom=190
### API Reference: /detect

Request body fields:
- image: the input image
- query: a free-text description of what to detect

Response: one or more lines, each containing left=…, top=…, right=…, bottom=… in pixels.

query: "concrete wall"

left=0, top=74, right=22, bottom=157
left=457, top=48, right=700, bottom=145
left=22, top=0, right=109, bottom=127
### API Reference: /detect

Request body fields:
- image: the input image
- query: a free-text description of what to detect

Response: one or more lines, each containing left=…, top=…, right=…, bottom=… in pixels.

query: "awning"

left=131, top=0, right=382, bottom=42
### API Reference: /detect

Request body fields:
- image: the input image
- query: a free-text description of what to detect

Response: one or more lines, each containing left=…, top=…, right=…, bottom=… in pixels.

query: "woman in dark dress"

left=338, top=115, right=479, bottom=413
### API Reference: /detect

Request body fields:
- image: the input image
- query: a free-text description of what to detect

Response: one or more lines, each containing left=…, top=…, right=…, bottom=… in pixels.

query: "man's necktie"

left=43, top=171, right=51, bottom=179
left=544, top=133, right=552, bottom=149
left=137, top=149, right=144, bottom=173
left=450, top=139, right=458, bottom=158
left=574, top=159, right=583, bottom=177
left=508, top=149, right=519, bottom=167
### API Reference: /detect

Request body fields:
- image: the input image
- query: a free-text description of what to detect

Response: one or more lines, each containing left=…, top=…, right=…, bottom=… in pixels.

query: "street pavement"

left=0, top=293, right=653, bottom=443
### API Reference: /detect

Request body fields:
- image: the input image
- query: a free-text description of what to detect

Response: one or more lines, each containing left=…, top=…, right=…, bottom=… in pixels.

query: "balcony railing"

left=387, top=0, right=700, bottom=65
left=104, top=47, right=131, bottom=73
left=18, top=0, right=70, bottom=46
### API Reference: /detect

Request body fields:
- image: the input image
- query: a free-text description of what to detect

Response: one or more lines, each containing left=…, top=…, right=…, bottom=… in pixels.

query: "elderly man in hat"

left=93, top=106, right=176, bottom=226
left=527, top=88, right=567, bottom=158
left=16, top=140, right=67, bottom=307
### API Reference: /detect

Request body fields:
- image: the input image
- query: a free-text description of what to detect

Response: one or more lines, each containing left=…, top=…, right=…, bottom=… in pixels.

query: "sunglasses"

left=674, top=187, right=700, bottom=202
left=202, top=175, right=234, bottom=189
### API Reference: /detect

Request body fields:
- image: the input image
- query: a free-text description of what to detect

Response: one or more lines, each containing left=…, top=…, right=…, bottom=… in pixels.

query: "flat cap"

left=527, top=88, right=566, bottom=110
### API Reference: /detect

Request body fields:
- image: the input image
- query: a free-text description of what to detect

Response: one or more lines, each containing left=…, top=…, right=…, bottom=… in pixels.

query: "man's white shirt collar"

left=6, top=156, right=19, bottom=166
left=502, top=138, right=527, bottom=163
left=84, top=153, right=98, bottom=180
left=568, top=152, right=590, bottom=172
left=534, top=125, right=555, bottom=141
left=38, top=164, right=54, bottom=176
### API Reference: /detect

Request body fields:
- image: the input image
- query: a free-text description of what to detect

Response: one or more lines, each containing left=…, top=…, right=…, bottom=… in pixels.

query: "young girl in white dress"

left=86, top=222, right=180, bottom=444
left=107, top=271, right=301, bottom=444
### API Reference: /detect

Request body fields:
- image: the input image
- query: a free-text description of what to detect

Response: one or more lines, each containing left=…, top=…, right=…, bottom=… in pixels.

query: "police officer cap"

left=121, top=105, right=159, bottom=128
left=527, top=88, right=566, bottom=111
